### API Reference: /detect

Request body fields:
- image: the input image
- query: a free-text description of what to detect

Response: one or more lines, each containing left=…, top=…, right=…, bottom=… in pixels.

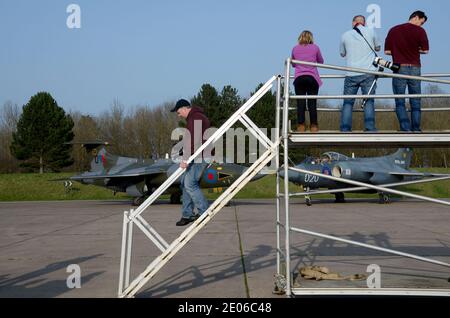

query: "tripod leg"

left=361, top=77, right=378, bottom=109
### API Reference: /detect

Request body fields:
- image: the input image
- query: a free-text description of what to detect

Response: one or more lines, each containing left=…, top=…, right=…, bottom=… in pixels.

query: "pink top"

left=291, top=43, right=324, bottom=86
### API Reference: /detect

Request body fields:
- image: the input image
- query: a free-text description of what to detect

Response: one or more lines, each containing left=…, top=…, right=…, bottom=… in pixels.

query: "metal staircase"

left=117, top=75, right=281, bottom=298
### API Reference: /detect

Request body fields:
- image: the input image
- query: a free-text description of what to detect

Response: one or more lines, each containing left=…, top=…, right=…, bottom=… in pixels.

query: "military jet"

left=280, top=148, right=449, bottom=206
left=68, top=142, right=266, bottom=206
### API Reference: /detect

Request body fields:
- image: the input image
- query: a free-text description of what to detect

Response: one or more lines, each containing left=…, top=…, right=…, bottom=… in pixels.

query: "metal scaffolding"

left=276, top=58, right=450, bottom=297
left=117, top=57, right=450, bottom=298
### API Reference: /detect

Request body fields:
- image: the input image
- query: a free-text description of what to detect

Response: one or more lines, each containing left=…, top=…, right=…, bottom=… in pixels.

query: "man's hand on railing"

left=180, top=160, right=188, bottom=169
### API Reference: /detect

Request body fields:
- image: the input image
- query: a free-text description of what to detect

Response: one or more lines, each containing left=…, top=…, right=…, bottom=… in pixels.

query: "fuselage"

left=280, top=149, right=415, bottom=191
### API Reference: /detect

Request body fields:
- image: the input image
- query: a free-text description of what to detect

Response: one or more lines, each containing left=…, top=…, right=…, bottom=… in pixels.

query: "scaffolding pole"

left=279, top=58, right=450, bottom=297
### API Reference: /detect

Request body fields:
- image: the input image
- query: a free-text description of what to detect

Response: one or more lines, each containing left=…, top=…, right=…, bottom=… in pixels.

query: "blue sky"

left=1, top=0, right=449, bottom=115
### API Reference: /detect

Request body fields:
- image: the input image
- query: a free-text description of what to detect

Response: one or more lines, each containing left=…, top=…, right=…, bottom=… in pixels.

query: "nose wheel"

left=305, top=196, right=312, bottom=206
left=304, top=187, right=312, bottom=206
left=378, top=192, right=391, bottom=204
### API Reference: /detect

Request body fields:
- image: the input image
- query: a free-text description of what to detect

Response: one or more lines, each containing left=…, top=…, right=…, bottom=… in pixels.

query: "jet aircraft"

left=280, top=148, right=449, bottom=205
left=67, top=142, right=265, bottom=205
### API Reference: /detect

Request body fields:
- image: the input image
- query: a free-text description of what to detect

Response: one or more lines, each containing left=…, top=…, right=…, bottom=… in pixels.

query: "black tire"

left=378, top=193, right=390, bottom=204
left=132, top=196, right=146, bottom=206
left=306, top=197, right=312, bottom=206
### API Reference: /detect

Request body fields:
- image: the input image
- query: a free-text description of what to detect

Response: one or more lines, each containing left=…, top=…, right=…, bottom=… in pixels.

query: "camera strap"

left=353, top=25, right=378, bottom=57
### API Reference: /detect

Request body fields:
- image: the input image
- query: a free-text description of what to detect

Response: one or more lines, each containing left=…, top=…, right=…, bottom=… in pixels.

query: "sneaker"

left=310, top=124, right=319, bottom=133
left=176, top=217, right=196, bottom=226
left=297, top=124, right=306, bottom=132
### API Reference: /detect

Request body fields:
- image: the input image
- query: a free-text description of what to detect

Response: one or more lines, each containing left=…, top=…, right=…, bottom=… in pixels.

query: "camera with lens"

left=373, top=57, right=400, bottom=73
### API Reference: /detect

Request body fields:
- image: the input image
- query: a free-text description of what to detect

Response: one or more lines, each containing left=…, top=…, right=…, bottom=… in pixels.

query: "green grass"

left=1, top=168, right=449, bottom=202
left=0, top=173, right=130, bottom=201
left=398, top=168, right=450, bottom=198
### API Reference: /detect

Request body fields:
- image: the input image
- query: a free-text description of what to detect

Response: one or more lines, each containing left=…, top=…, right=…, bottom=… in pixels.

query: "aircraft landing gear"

left=335, top=192, right=346, bottom=203
left=170, top=192, right=181, bottom=204
left=304, top=187, right=312, bottom=206
left=305, top=196, right=312, bottom=206
left=132, top=196, right=147, bottom=206
left=378, top=193, right=391, bottom=204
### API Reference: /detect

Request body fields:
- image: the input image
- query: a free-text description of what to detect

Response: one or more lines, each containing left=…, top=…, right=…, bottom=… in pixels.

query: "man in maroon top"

left=171, top=99, right=211, bottom=226
left=385, top=10, right=429, bottom=131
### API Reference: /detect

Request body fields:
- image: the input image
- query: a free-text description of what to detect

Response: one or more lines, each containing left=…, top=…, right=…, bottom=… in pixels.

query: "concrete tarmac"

left=0, top=198, right=449, bottom=298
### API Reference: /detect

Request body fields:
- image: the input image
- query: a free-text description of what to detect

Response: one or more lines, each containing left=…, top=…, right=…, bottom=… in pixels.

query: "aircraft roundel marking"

left=204, top=168, right=218, bottom=184
left=321, top=166, right=331, bottom=175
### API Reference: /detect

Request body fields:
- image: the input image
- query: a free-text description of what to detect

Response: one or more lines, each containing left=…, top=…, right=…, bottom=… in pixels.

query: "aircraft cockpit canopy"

left=301, top=152, right=349, bottom=165
left=320, top=152, right=349, bottom=162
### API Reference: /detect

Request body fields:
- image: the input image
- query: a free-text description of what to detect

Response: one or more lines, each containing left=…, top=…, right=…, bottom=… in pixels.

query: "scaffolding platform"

left=288, top=131, right=450, bottom=147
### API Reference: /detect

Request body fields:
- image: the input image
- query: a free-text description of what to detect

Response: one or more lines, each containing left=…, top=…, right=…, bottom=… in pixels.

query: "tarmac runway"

left=0, top=198, right=449, bottom=298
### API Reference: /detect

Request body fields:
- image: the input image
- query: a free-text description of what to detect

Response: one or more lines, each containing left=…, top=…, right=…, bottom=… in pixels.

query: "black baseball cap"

left=171, top=99, right=191, bottom=112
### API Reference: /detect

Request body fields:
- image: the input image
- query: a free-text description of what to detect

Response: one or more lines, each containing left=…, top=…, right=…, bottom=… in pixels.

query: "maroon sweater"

left=183, top=106, right=211, bottom=160
left=385, top=23, right=429, bottom=66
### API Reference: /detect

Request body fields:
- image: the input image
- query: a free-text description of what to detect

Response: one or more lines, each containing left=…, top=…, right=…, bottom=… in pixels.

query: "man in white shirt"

left=340, top=15, right=381, bottom=132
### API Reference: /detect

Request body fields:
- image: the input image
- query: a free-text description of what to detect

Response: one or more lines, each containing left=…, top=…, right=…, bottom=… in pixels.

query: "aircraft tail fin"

left=390, top=148, right=413, bottom=169
left=68, top=141, right=117, bottom=172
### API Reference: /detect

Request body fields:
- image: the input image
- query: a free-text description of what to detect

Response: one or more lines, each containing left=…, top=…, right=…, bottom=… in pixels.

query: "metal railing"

left=277, top=58, right=450, bottom=297
left=289, top=63, right=450, bottom=112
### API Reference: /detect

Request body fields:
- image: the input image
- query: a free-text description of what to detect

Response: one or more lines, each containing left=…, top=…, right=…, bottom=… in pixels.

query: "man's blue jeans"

left=340, top=74, right=377, bottom=132
left=392, top=66, right=422, bottom=131
left=181, top=162, right=209, bottom=219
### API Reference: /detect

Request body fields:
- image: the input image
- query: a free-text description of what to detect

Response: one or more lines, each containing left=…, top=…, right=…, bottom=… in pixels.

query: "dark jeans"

left=293, top=75, right=319, bottom=125
left=340, top=74, right=377, bottom=132
left=392, top=66, right=422, bottom=131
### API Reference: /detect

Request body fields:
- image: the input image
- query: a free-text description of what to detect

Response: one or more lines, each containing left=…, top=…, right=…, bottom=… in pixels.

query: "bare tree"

left=0, top=101, right=20, bottom=172
left=97, top=99, right=127, bottom=156
left=71, top=111, right=101, bottom=171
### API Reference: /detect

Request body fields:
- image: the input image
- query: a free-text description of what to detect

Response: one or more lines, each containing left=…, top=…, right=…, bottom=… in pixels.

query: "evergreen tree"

left=11, top=92, right=74, bottom=173
left=191, top=84, right=221, bottom=127
left=246, top=83, right=277, bottom=129
left=218, top=85, right=241, bottom=126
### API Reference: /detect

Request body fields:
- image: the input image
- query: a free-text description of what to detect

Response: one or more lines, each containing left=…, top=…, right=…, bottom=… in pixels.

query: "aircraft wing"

left=356, top=165, right=449, bottom=177
left=387, top=172, right=450, bottom=177
left=303, top=174, right=450, bottom=196
left=49, top=177, right=72, bottom=181
left=70, top=167, right=166, bottom=180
